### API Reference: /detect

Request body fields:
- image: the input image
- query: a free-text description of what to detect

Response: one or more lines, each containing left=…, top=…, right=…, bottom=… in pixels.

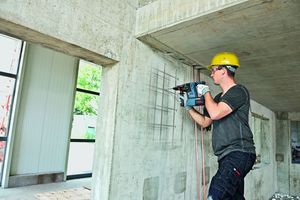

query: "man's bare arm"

left=203, top=93, right=233, bottom=120
left=187, top=108, right=213, bottom=128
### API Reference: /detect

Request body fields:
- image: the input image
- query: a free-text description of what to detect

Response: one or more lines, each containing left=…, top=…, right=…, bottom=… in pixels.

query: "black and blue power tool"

left=173, top=81, right=206, bottom=107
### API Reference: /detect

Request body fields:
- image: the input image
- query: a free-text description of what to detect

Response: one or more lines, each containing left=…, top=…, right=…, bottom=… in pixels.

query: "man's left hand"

left=196, top=84, right=210, bottom=96
left=178, top=93, right=192, bottom=110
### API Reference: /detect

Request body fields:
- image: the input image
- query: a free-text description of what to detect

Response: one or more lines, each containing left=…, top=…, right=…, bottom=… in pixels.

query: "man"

left=185, top=52, right=256, bottom=200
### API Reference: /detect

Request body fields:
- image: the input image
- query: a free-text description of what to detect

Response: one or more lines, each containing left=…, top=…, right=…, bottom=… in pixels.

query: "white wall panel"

left=11, top=43, right=77, bottom=175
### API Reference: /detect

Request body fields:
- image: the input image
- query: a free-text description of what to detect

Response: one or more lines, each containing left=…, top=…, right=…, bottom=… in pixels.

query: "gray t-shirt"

left=205, top=84, right=256, bottom=160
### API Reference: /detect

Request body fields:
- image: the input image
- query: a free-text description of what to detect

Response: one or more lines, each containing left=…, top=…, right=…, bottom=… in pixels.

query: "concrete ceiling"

left=138, top=0, right=300, bottom=112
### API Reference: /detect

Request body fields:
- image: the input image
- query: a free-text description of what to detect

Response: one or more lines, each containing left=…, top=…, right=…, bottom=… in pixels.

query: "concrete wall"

left=138, top=0, right=159, bottom=7
left=276, top=112, right=300, bottom=196
left=245, top=100, right=277, bottom=200
left=96, top=40, right=209, bottom=200
left=0, top=0, right=130, bottom=65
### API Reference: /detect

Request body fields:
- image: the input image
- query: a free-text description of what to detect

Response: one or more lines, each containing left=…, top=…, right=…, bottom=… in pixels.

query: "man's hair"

left=223, top=66, right=237, bottom=78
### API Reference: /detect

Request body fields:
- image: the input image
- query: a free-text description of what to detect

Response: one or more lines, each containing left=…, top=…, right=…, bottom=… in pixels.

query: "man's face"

left=210, top=66, right=224, bottom=84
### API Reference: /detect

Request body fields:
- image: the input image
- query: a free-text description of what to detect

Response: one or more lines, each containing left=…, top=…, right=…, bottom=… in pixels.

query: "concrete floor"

left=270, top=193, right=300, bottom=200
left=0, top=178, right=299, bottom=200
left=0, top=178, right=91, bottom=200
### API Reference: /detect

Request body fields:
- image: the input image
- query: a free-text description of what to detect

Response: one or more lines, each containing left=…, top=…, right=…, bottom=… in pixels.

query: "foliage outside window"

left=74, top=62, right=102, bottom=116
left=72, top=60, right=102, bottom=140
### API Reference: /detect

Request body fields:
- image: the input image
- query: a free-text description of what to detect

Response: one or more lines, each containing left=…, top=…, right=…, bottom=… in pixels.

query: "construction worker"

left=185, top=52, right=256, bottom=200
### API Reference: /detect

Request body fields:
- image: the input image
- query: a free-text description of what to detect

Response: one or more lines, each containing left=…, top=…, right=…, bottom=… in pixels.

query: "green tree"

left=74, top=62, right=102, bottom=116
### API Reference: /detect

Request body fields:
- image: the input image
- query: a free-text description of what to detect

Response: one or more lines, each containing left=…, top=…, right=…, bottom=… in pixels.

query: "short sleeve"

left=203, top=93, right=222, bottom=118
left=221, top=85, right=248, bottom=111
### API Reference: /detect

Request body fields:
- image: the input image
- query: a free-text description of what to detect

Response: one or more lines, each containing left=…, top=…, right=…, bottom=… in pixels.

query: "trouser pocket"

left=220, top=159, right=242, bottom=195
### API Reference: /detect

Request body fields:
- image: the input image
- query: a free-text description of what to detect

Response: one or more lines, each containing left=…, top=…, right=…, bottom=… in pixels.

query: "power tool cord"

left=194, top=121, right=201, bottom=200
left=193, top=67, right=207, bottom=200
left=201, top=126, right=207, bottom=200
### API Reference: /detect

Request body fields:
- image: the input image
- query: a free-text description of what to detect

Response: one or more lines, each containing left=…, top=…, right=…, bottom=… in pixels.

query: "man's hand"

left=196, top=84, right=210, bottom=96
left=178, top=93, right=192, bottom=110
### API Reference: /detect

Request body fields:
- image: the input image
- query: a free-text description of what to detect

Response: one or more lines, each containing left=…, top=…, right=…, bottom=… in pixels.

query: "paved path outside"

left=0, top=178, right=91, bottom=200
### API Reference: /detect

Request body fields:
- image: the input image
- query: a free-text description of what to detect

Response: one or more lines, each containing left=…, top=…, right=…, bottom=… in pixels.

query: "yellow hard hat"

left=208, top=52, right=240, bottom=70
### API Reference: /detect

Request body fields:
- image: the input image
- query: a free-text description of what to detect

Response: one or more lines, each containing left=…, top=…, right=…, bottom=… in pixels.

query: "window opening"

left=291, top=121, right=300, bottom=164
left=0, top=33, right=23, bottom=184
left=67, top=60, right=102, bottom=179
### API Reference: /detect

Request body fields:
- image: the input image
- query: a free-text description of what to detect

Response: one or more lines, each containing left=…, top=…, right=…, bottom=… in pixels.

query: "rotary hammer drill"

left=173, top=81, right=206, bottom=107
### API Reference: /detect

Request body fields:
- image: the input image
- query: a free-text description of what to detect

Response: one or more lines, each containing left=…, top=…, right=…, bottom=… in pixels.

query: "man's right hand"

left=196, top=84, right=210, bottom=96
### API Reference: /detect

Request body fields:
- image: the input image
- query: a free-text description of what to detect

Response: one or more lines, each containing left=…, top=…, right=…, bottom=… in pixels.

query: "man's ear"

left=222, top=68, right=226, bottom=75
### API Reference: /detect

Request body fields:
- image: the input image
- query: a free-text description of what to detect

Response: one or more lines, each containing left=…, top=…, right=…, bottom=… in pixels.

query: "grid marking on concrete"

left=147, top=66, right=179, bottom=145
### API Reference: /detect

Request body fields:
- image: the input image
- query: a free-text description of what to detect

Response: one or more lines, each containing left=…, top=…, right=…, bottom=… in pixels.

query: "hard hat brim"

left=207, top=64, right=240, bottom=72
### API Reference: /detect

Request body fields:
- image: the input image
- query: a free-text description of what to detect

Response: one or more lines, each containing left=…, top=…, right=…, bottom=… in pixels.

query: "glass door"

left=67, top=60, right=101, bottom=179
left=0, top=34, right=23, bottom=183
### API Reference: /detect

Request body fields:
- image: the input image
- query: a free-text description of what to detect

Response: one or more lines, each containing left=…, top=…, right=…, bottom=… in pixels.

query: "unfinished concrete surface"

left=136, top=0, right=300, bottom=111
left=0, top=0, right=299, bottom=200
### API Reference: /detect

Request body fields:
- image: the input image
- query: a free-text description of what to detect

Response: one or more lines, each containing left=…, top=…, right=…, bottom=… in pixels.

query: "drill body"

left=173, top=81, right=206, bottom=107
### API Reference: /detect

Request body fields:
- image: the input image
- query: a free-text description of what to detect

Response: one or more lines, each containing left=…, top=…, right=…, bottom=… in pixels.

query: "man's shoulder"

left=233, top=84, right=247, bottom=90
left=230, top=84, right=249, bottom=94
left=236, top=84, right=248, bottom=89
left=221, top=84, right=250, bottom=108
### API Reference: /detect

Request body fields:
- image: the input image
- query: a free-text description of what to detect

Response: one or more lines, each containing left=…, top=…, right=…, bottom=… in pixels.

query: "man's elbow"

left=210, top=113, right=223, bottom=121
left=210, top=113, right=227, bottom=121
left=202, top=118, right=213, bottom=128
left=210, top=111, right=232, bottom=120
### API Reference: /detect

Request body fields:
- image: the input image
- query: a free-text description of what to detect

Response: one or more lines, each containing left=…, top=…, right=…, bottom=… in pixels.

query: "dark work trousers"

left=207, top=151, right=256, bottom=200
